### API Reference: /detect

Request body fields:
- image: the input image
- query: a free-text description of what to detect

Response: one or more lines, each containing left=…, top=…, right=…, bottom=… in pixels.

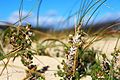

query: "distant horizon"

left=0, top=19, right=120, bottom=31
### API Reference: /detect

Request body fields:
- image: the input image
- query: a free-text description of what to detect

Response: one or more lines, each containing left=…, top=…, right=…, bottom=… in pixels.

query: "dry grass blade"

left=0, top=58, right=10, bottom=76
left=40, top=39, right=68, bottom=48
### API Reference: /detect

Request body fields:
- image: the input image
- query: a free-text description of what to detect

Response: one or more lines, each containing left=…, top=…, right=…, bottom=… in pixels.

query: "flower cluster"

left=3, top=24, right=49, bottom=80
left=6, top=24, right=33, bottom=50
left=64, top=29, right=86, bottom=79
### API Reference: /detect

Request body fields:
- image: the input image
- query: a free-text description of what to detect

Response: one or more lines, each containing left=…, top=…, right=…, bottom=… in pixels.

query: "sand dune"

left=0, top=37, right=120, bottom=80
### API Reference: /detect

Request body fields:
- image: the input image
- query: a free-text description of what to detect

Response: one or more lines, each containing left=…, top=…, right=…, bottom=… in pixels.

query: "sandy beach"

left=0, top=37, right=120, bottom=80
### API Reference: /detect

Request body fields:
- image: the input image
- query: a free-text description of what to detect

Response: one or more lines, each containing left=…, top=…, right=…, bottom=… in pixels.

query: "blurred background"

left=0, top=0, right=120, bottom=32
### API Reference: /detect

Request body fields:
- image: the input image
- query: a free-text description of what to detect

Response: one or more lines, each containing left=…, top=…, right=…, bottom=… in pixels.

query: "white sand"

left=0, top=37, right=120, bottom=80
left=0, top=56, right=64, bottom=80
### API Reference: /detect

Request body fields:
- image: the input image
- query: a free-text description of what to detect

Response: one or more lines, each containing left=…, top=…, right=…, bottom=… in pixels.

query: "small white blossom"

left=28, top=31, right=32, bottom=36
left=27, top=40, right=31, bottom=44
left=69, top=46, right=77, bottom=55
left=69, top=34, right=73, bottom=38
left=25, top=35, right=29, bottom=40
left=73, top=34, right=81, bottom=44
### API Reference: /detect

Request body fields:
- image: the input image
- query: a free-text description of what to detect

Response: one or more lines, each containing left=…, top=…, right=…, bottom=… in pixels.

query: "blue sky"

left=0, top=0, right=120, bottom=29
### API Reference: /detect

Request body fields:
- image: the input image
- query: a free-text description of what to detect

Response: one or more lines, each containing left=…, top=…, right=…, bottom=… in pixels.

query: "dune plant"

left=0, top=0, right=49, bottom=80
left=55, top=0, right=120, bottom=80
left=0, top=24, right=50, bottom=80
left=0, top=0, right=120, bottom=80
left=55, top=26, right=120, bottom=80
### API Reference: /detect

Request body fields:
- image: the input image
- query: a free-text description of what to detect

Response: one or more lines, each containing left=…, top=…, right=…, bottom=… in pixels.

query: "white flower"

left=73, top=34, right=81, bottom=44
left=66, top=60, right=73, bottom=67
left=28, top=31, right=32, bottom=36
left=70, top=46, right=77, bottom=52
left=69, top=34, right=73, bottom=38
left=66, top=46, right=78, bottom=67
left=69, top=47, right=77, bottom=55
left=25, top=35, right=29, bottom=40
